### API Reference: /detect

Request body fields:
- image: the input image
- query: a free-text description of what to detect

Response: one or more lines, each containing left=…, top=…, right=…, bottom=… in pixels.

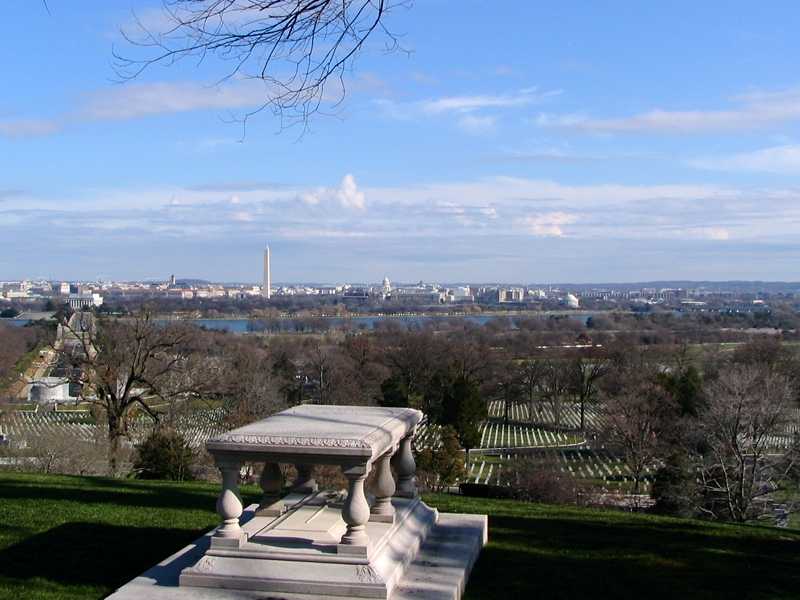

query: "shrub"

left=415, top=425, right=466, bottom=492
left=651, top=452, right=698, bottom=517
left=459, top=482, right=516, bottom=499
left=133, top=428, right=195, bottom=481
left=511, top=458, right=577, bottom=504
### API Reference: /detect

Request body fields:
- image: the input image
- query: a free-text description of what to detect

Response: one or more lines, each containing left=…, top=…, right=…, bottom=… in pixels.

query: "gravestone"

left=109, top=405, right=487, bottom=600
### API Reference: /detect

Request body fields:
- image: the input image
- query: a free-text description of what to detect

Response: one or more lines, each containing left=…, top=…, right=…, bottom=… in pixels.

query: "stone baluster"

left=260, top=462, right=284, bottom=503
left=292, top=463, right=318, bottom=493
left=339, top=464, right=370, bottom=551
left=391, top=433, right=417, bottom=498
left=370, top=451, right=396, bottom=522
left=214, top=460, right=245, bottom=545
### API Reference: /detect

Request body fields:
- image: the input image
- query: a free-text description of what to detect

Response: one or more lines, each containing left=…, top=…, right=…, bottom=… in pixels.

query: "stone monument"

left=109, top=405, right=487, bottom=599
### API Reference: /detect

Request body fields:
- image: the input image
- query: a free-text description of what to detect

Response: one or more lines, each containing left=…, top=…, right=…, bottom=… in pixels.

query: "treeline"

left=3, top=308, right=800, bottom=525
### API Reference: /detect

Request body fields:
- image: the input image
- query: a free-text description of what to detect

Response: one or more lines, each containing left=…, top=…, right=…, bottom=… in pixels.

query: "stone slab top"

left=207, top=405, right=423, bottom=461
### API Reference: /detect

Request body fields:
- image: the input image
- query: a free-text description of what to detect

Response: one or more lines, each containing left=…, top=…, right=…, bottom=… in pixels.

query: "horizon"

left=6, top=276, right=800, bottom=289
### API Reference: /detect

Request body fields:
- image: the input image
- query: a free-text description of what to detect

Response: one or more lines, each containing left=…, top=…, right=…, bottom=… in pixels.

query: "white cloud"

left=277, top=228, right=374, bottom=239
left=377, top=87, right=560, bottom=133
left=420, top=87, right=558, bottom=114
left=231, top=211, right=254, bottom=222
left=0, top=118, right=60, bottom=139
left=690, top=144, right=800, bottom=174
left=537, top=87, right=800, bottom=134
left=0, top=79, right=269, bottom=140
left=83, top=81, right=267, bottom=120
left=298, top=175, right=365, bottom=210
left=457, top=115, right=497, bottom=134
left=4, top=176, right=796, bottom=251
left=299, top=190, right=322, bottom=206
left=336, top=174, right=366, bottom=210
left=701, top=227, right=730, bottom=240
left=514, top=212, right=578, bottom=237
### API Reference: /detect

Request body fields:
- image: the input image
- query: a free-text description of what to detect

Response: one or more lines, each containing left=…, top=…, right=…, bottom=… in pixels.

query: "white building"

left=565, top=293, right=580, bottom=309
left=66, top=293, right=103, bottom=309
left=449, top=286, right=474, bottom=303
left=498, top=288, right=525, bottom=303
left=27, top=377, right=72, bottom=404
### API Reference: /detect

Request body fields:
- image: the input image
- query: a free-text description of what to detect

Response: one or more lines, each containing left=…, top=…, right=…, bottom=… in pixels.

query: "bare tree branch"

left=115, top=0, right=409, bottom=131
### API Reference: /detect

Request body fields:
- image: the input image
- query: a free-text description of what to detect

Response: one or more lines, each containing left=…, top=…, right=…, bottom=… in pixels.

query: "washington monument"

left=262, top=245, right=271, bottom=300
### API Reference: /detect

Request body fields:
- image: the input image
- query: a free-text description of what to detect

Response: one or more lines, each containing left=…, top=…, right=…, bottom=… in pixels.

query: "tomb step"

left=107, top=511, right=486, bottom=600
left=392, top=513, right=487, bottom=600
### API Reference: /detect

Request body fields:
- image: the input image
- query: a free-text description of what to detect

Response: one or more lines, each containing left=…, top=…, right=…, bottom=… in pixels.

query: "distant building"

left=724, top=301, right=770, bottom=314
left=342, top=287, right=370, bottom=305
left=389, top=283, right=445, bottom=305
left=167, top=289, right=194, bottom=299
left=27, top=377, right=72, bottom=404
left=680, top=300, right=708, bottom=311
left=449, top=286, right=474, bottom=303
left=66, top=293, right=103, bottom=310
left=498, top=288, right=524, bottom=303
left=565, top=294, right=580, bottom=309
left=528, top=289, right=547, bottom=299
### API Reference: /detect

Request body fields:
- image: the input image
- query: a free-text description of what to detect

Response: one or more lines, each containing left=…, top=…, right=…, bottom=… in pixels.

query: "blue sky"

left=2, top=1, right=800, bottom=283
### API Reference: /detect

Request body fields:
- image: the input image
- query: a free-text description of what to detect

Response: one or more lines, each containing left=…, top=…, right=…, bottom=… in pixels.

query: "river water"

left=4, top=312, right=593, bottom=333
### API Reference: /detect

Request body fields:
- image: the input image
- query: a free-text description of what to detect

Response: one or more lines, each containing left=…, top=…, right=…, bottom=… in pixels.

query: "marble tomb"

left=109, top=405, right=487, bottom=600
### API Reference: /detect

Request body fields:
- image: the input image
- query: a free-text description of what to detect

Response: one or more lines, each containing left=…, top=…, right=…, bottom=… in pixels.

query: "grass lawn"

left=0, top=473, right=798, bottom=600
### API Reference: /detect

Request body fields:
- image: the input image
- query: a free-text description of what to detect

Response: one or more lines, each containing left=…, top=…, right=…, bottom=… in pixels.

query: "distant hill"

left=175, top=278, right=211, bottom=286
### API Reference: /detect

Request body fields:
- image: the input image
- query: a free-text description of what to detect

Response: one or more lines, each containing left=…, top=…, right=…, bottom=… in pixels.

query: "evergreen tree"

left=379, top=374, right=409, bottom=408
left=415, top=426, right=466, bottom=491
left=441, top=375, right=486, bottom=463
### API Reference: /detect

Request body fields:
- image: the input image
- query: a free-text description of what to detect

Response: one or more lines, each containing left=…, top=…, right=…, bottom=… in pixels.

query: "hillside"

left=0, top=473, right=798, bottom=600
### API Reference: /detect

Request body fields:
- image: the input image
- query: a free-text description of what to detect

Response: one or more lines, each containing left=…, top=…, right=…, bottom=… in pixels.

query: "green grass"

left=0, top=473, right=261, bottom=600
left=0, top=473, right=799, bottom=599
left=427, top=493, right=800, bottom=600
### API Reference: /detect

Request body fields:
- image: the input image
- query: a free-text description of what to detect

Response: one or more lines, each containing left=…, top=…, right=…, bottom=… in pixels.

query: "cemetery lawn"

left=0, top=474, right=797, bottom=600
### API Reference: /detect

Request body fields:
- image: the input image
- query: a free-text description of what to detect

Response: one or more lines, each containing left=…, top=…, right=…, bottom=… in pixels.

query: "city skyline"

left=2, top=3, right=800, bottom=281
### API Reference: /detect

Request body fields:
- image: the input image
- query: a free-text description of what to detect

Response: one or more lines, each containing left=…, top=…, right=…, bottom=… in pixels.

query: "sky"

left=2, top=1, right=800, bottom=284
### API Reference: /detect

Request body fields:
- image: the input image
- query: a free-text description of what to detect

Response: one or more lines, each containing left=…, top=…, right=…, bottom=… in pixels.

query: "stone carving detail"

left=355, top=565, right=381, bottom=584
left=211, top=434, right=374, bottom=449
left=196, top=557, right=216, bottom=572
left=209, top=408, right=421, bottom=451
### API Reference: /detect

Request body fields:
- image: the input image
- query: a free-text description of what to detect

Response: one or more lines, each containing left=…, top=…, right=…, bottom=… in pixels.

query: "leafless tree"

left=542, top=359, right=570, bottom=429
left=569, top=352, right=609, bottom=431
left=305, top=341, right=335, bottom=404
left=600, top=370, right=677, bottom=495
left=697, top=365, right=796, bottom=522
left=381, top=330, right=442, bottom=405
left=117, top=0, right=406, bottom=128
left=519, top=357, right=546, bottom=423
left=215, top=337, right=285, bottom=427
left=23, top=429, right=109, bottom=476
left=490, top=356, right=521, bottom=425
left=58, top=311, right=220, bottom=475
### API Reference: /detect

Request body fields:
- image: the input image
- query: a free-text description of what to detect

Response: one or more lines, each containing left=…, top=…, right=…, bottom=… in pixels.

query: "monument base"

left=108, top=497, right=486, bottom=600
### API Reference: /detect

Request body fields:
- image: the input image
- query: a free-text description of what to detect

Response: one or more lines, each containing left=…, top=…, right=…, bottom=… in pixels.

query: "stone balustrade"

left=204, top=404, right=422, bottom=552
